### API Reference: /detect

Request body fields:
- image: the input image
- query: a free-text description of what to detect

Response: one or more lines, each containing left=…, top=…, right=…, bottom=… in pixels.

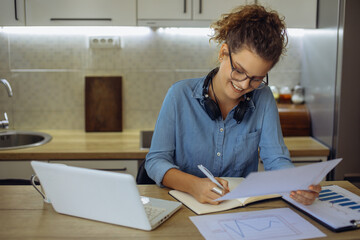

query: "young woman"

left=145, top=4, right=321, bottom=205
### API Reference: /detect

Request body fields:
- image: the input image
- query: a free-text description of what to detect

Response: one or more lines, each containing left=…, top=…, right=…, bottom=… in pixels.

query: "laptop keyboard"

left=144, top=205, right=166, bottom=221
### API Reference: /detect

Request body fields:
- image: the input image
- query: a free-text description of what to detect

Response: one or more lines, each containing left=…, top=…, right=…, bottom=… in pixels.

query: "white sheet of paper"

left=190, top=208, right=326, bottom=240
left=217, top=158, right=342, bottom=201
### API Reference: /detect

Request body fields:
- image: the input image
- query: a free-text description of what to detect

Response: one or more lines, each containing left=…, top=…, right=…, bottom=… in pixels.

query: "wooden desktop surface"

left=0, top=181, right=359, bottom=239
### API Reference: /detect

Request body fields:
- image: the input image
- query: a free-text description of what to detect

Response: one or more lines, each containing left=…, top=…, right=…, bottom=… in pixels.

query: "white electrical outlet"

left=89, top=36, right=121, bottom=49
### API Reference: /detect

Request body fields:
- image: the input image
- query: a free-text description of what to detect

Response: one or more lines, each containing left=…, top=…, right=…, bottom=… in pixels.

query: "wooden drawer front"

left=278, top=104, right=311, bottom=136
left=49, top=160, right=138, bottom=178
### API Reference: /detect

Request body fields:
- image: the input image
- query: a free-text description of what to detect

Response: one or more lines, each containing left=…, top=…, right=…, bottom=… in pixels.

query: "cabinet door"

left=193, top=0, right=249, bottom=21
left=0, top=0, right=25, bottom=26
left=137, top=0, right=191, bottom=20
left=0, top=161, right=36, bottom=180
left=25, top=0, right=136, bottom=26
left=258, top=0, right=317, bottom=28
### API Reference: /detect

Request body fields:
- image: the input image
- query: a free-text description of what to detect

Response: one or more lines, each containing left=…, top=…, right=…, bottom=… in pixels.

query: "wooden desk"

left=0, top=181, right=358, bottom=239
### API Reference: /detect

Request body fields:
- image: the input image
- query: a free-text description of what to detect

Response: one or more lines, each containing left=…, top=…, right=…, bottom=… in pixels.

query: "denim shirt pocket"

left=232, top=130, right=261, bottom=174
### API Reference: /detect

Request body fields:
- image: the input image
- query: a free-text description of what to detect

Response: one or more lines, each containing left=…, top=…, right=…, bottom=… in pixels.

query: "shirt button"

left=217, top=152, right=221, bottom=157
left=220, top=128, right=224, bottom=132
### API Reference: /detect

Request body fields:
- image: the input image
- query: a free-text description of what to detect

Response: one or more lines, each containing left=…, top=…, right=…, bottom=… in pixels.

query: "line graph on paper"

left=190, top=208, right=326, bottom=240
left=217, top=215, right=300, bottom=240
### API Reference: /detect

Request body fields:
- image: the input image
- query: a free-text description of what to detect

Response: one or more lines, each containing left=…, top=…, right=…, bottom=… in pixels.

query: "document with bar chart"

left=283, top=185, right=360, bottom=232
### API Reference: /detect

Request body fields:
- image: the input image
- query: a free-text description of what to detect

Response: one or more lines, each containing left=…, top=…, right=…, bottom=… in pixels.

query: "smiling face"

left=213, top=44, right=273, bottom=104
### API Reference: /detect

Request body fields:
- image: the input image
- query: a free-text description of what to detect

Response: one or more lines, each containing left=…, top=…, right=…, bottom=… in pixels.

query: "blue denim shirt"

left=145, top=76, right=293, bottom=186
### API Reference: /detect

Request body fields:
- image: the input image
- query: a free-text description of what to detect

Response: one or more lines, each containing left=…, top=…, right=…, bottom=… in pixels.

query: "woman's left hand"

left=290, top=184, right=321, bottom=205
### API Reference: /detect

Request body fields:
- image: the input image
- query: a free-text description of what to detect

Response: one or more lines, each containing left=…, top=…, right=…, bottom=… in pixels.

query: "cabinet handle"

left=199, top=0, right=202, bottom=14
left=50, top=18, right=112, bottom=21
left=14, top=0, right=19, bottom=21
left=291, top=160, right=323, bottom=164
left=96, top=168, right=127, bottom=172
left=183, top=0, right=187, bottom=13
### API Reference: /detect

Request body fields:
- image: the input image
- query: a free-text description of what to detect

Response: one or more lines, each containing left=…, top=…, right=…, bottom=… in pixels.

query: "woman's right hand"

left=189, top=177, right=229, bottom=205
left=162, top=169, right=229, bottom=205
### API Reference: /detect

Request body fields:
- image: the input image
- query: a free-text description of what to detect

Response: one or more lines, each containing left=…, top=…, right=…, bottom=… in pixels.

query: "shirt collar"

left=192, top=76, right=206, bottom=99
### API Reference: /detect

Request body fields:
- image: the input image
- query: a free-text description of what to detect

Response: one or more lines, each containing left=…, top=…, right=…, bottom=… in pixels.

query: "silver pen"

left=198, top=164, right=224, bottom=195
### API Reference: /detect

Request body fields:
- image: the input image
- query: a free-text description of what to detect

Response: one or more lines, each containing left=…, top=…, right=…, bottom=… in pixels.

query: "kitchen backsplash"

left=0, top=27, right=303, bottom=130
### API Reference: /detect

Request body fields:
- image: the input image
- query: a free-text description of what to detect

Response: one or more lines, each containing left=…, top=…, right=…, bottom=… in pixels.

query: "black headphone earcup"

left=233, top=101, right=247, bottom=123
left=204, top=98, right=221, bottom=120
left=202, top=67, right=220, bottom=120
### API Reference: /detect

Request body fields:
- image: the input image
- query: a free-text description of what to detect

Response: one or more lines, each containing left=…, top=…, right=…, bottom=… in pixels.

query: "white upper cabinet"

left=138, top=0, right=192, bottom=20
left=192, top=0, right=248, bottom=21
left=1, top=0, right=317, bottom=28
left=0, top=0, right=26, bottom=26
left=25, top=0, right=136, bottom=26
left=137, top=0, right=253, bottom=27
left=257, top=0, right=317, bottom=28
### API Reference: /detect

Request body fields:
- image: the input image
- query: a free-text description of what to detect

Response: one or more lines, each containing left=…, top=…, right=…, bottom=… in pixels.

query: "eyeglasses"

left=228, top=49, right=268, bottom=89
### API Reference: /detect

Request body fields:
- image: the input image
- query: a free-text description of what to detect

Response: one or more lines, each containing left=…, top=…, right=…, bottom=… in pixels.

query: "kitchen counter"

left=0, top=130, right=329, bottom=160
left=0, top=130, right=147, bottom=160
left=283, top=137, right=329, bottom=157
left=0, top=130, right=330, bottom=180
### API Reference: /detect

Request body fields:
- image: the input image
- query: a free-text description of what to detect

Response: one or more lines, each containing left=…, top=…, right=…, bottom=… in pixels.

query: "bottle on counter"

left=291, top=85, right=305, bottom=104
left=279, top=86, right=292, bottom=104
left=270, top=86, right=279, bottom=102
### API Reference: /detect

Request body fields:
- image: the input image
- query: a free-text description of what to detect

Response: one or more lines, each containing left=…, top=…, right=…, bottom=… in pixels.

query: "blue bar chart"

left=283, top=185, right=360, bottom=231
left=318, top=187, right=360, bottom=213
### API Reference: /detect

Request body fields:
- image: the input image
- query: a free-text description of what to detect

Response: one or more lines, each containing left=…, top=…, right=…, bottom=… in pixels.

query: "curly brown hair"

left=210, top=4, right=288, bottom=66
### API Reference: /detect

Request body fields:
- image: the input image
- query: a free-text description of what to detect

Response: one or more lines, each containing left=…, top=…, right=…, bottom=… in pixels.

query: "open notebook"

left=169, top=177, right=280, bottom=215
left=30, top=161, right=181, bottom=231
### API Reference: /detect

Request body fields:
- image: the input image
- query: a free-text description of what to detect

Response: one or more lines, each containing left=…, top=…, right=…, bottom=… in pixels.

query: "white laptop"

left=30, top=161, right=182, bottom=231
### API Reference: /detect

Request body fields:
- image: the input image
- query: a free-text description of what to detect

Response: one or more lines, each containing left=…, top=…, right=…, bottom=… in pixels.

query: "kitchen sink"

left=0, top=131, right=52, bottom=150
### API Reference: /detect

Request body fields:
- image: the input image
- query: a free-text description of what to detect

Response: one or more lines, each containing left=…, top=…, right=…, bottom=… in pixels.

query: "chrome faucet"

left=1, top=79, right=13, bottom=97
left=1, top=79, right=13, bottom=129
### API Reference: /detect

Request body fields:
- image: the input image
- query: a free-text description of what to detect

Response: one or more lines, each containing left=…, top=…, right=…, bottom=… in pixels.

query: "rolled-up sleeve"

left=258, top=89, right=294, bottom=170
left=145, top=86, right=180, bottom=186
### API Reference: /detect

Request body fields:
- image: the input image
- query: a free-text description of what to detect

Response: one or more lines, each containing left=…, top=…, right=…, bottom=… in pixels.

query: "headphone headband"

left=202, top=67, right=219, bottom=96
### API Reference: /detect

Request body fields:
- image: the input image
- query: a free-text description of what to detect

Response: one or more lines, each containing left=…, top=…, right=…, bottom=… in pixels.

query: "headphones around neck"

left=202, top=67, right=253, bottom=124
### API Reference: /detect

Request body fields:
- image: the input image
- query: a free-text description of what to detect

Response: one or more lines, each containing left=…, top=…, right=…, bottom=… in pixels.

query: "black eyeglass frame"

left=228, top=49, right=269, bottom=89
